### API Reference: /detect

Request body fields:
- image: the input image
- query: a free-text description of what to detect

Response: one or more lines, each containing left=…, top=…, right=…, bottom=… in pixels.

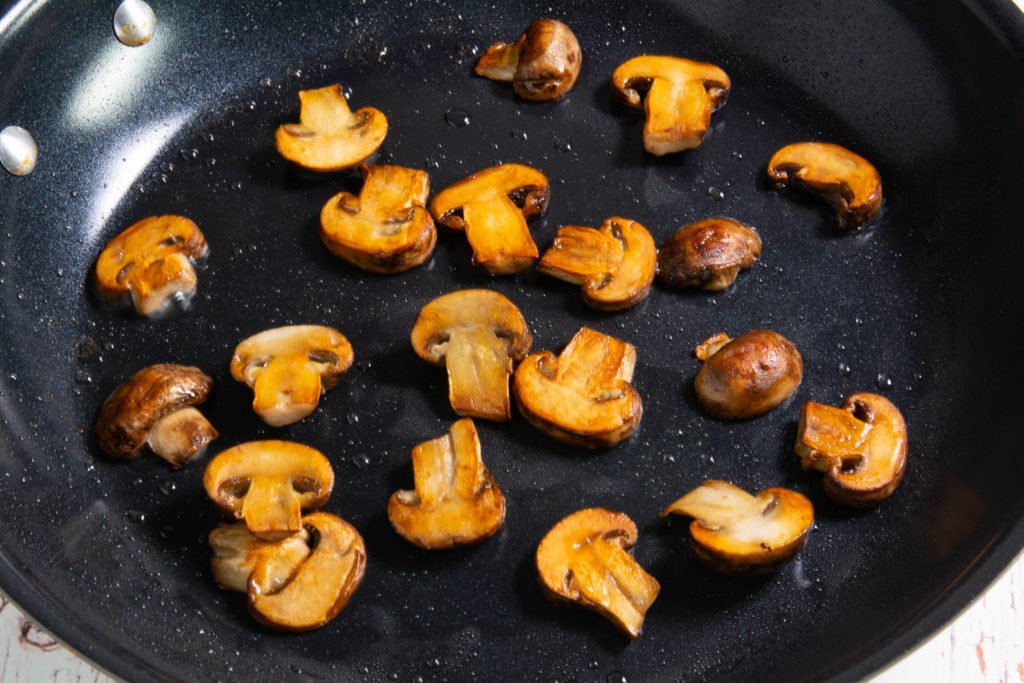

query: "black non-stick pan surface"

left=2, top=1, right=1024, bottom=681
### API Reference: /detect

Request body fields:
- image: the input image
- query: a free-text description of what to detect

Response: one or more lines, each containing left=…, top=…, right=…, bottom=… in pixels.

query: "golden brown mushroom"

left=795, top=392, right=908, bottom=506
left=410, top=289, right=532, bottom=421
left=538, top=216, right=656, bottom=311
left=94, top=215, right=208, bottom=317
left=429, top=163, right=550, bottom=274
left=513, top=327, right=642, bottom=447
left=694, top=330, right=803, bottom=419
left=203, top=440, right=334, bottom=540
left=210, top=513, right=366, bottom=632
left=611, top=55, right=730, bottom=155
left=274, top=84, right=387, bottom=172
left=388, top=419, right=506, bottom=549
left=320, top=164, right=436, bottom=274
left=230, top=325, right=354, bottom=427
left=536, top=508, right=660, bottom=639
left=475, top=19, right=582, bottom=102
left=95, top=363, right=217, bottom=468
left=767, top=142, right=883, bottom=232
left=661, top=480, right=814, bottom=575
left=657, top=217, right=762, bottom=291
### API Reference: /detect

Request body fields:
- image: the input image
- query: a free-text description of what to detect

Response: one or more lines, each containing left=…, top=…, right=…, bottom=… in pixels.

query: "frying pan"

left=1, top=0, right=1023, bottom=680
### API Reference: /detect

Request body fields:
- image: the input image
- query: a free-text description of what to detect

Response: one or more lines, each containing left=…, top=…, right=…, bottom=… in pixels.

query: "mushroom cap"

left=538, top=216, right=656, bottom=311
left=248, top=512, right=366, bottom=632
left=94, top=215, right=208, bottom=316
left=656, top=217, right=762, bottom=291
left=662, top=480, right=814, bottom=575
left=535, top=507, right=660, bottom=639
left=274, top=84, right=388, bottom=172
left=96, top=364, right=214, bottom=460
left=320, top=164, right=437, bottom=274
left=514, top=326, right=642, bottom=448
left=203, top=440, right=335, bottom=540
left=230, top=325, right=354, bottom=427
left=611, top=55, right=730, bottom=155
left=795, top=392, right=908, bottom=506
left=475, top=19, right=582, bottom=102
left=387, top=418, right=506, bottom=549
left=694, top=330, right=803, bottom=419
left=767, top=141, right=883, bottom=231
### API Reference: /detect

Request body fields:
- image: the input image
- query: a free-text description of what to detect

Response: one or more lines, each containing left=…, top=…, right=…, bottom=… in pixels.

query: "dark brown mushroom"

left=694, top=330, right=802, bottom=419
left=657, top=217, right=761, bottom=291
left=475, top=19, right=582, bottom=102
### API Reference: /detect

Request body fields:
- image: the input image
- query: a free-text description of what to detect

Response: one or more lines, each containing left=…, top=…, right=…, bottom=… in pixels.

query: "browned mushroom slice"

left=429, top=164, right=550, bottom=274
left=536, top=508, right=660, bottom=639
left=475, top=19, right=582, bottom=102
left=694, top=330, right=803, bottom=419
left=320, top=164, right=436, bottom=274
left=611, top=55, right=730, bottom=155
left=230, top=325, right=354, bottom=427
left=514, top=327, right=642, bottom=447
left=388, top=419, right=506, bottom=549
left=795, top=393, right=908, bottom=506
left=661, top=480, right=814, bottom=575
left=657, top=217, right=762, bottom=291
left=767, top=142, right=883, bottom=231
left=95, top=363, right=217, bottom=468
left=248, top=512, right=366, bottom=632
left=410, top=289, right=532, bottom=421
left=94, top=215, right=208, bottom=317
left=204, top=440, right=334, bottom=540
left=210, top=523, right=312, bottom=593
left=538, top=216, right=656, bottom=311
left=274, top=84, right=387, bottom=172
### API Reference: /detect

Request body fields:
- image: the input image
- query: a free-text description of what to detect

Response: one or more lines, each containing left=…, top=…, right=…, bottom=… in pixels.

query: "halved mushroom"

left=795, top=393, right=908, bottom=506
left=94, top=215, right=208, bottom=317
left=95, top=363, right=217, bottom=468
left=661, top=480, right=814, bottom=575
left=536, top=508, right=660, bottom=639
left=657, top=217, right=762, bottom=291
left=694, top=330, right=802, bottom=419
left=203, top=440, right=334, bottom=540
left=320, top=164, right=436, bottom=274
left=230, top=325, right=354, bottom=427
left=767, top=142, right=883, bottom=232
left=274, top=84, right=387, bottom=172
left=388, top=418, right=506, bottom=549
left=475, top=19, right=582, bottom=102
left=429, top=164, right=550, bottom=274
left=611, top=55, right=730, bottom=155
left=514, top=327, right=642, bottom=447
left=410, top=289, right=532, bottom=421
left=210, top=523, right=312, bottom=593
left=538, top=216, right=656, bottom=311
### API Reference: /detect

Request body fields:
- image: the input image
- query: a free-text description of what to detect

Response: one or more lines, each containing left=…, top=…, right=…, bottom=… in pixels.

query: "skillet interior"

left=1, top=1, right=1023, bottom=681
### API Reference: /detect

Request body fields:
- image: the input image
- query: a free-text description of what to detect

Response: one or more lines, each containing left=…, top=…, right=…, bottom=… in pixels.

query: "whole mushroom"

left=657, top=217, right=762, bottom=291
left=475, top=19, right=582, bottom=102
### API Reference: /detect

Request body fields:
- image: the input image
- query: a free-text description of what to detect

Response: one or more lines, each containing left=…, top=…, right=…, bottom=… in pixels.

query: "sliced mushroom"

left=320, top=164, right=436, bottom=274
left=536, top=508, right=660, bottom=639
left=538, top=216, right=656, bottom=311
left=514, top=327, right=642, bottom=447
left=429, top=164, right=550, bottom=274
left=795, top=393, right=908, bottom=506
left=203, top=440, right=334, bottom=540
left=210, top=522, right=312, bottom=593
left=657, top=217, right=761, bottom=291
left=388, top=418, right=506, bottom=549
left=661, top=480, right=814, bottom=575
left=94, top=215, right=208, bottom=317
left=410, top=289, right=532, bottom=421
left=694, top=330, right=802, bottom=419
left=95, top=363, right=217, bottom=468
left=274, top=84, right=387, bottom=172
left=767, top=142, right=883, bottom=232
left=230, top=325, right=354, bottom=427
left=249, top=512, right=366, bottom=632
left=611, top=55, right=730, bottom=155
left=475, top=19, right=582, bottom=102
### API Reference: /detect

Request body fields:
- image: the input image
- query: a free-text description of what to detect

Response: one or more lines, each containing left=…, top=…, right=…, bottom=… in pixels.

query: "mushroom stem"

left=445, top=327, right=513, bottom=421
left=146, top=406, right=218, bottom=468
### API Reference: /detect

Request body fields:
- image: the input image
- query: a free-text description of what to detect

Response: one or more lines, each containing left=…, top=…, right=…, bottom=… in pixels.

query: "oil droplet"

left=444, top=109, right=471, bottom=127
left=75, top=336, right=102, bottom=364
left=837, top=362, right=851, bottom=376
left=179, top=148, right=198, bottom=161
left=607, top=673, right=628, bottom=683
left=126, top=510, right=146, bottom=524
left=341, top=84, right=353, bottom=100
left=662, top=454, right=676, bottom=464
left=875, top=373, right=893, bottom=391
left=159, top=480, right=176, bottom=496
left=707, top=186, right=726, bottom=201
left=73, top=370, right=93, bottom=385
left=204, top=157, right=217, bottom=168
left=555, top=138, right=573, bottom=154
left=425, top=157, right=441, bottom=169
left=351, top=453, right=371, bottom=469
left=259, top=76, right=273, bottom=87
left=231, top=181, right=243, bottom=191
left=511, top=128, right=528, bottom=141
left=159, top=525, right=175, bottom=539
left=346, top=413, right=360, bottom=425
left=425, top=657, right=440, bottom=668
